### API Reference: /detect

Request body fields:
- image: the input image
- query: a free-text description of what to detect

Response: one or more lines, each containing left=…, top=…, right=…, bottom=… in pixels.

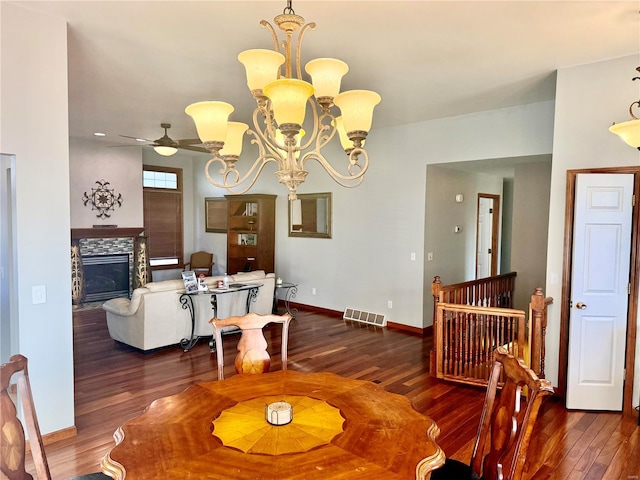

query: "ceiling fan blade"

left=120, top=134, right=152, bottom=142
left=177, top=139, right=203, bottom=146
left=107, top=143, right=152, bottom=148
left=116, top=126, right=208, bottom=153
left=178, top=144, right=210, bottom=154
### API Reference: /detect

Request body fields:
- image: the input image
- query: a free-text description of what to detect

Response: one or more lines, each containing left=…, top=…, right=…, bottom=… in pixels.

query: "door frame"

left=476, top=193, right=500, bottom=278
left=560, top=167, right=639, bottom=416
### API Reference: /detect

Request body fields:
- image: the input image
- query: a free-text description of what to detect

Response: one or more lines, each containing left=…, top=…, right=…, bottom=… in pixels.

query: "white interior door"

left=476, top=196, right=493, bottom=279
left=566, top=173, right=632, bottom=411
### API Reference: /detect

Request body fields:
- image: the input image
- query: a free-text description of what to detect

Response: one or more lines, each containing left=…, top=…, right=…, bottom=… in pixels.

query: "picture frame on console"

left=181, top=271, right=198, bottom=293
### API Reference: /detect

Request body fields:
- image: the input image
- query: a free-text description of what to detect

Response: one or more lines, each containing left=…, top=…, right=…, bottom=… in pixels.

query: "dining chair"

left=426, top=346, right=554, bottom=480
left=210, top=312, right=292, bottom=380
left=184, top=251, right=214, bottom=277
left=1, top=354, right=110, bottom=480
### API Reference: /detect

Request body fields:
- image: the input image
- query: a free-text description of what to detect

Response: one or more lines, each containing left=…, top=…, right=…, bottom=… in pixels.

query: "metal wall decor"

left=82, top=179, right=123, bottom=219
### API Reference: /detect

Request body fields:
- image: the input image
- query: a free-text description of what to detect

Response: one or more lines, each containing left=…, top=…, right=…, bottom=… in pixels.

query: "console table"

left=178, top=283, right=262, bottom=352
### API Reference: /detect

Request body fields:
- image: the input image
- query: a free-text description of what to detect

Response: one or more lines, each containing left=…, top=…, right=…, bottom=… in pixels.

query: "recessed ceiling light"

left=93, top=132, right=106, bottom=137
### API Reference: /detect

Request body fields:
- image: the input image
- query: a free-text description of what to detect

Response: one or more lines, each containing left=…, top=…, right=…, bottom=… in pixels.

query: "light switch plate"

left=32, top=285, right=46, bottom=304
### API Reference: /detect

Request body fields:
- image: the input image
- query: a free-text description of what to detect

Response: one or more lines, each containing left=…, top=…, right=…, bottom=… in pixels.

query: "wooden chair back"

left=470, top=346, right=554, bottom=480
left=210, top=313, right=292, bottom=381
left=186, top=251, right=214, bottom=276
left=1, top=354, right=51, bottom=480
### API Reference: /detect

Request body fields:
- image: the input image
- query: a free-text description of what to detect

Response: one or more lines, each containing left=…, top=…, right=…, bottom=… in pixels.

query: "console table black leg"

left=209, top=294, right=218, bottom=352
left=179, top=294, right=198, bottom=352
left=246, top=287, right=259, bottom=313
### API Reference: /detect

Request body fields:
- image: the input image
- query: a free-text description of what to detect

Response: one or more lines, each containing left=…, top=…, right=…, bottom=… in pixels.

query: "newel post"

left=530, top=287, right=546, bottom=378
left=432, top=276, right=442, bottom=323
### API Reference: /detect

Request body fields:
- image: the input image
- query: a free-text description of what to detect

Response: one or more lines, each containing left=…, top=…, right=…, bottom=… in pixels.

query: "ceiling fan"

left=119, top=123, right=208, bottom=156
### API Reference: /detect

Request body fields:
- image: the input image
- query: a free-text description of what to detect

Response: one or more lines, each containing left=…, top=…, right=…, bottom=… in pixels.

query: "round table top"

left=102, top=370, right=444, bottom=480
left=275, top=281, right=297, bottom=288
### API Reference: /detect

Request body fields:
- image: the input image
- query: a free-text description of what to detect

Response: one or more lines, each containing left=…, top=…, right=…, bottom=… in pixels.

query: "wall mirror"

left=289, top=192, right=332, bottom=238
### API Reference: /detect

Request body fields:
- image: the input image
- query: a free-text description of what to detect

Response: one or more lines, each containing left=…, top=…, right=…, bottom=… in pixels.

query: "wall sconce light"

left=609, top=66, right=640, bottom=150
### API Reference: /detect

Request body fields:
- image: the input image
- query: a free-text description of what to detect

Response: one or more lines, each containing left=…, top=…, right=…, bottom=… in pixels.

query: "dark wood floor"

left=34, top=307, right=639, bottom=479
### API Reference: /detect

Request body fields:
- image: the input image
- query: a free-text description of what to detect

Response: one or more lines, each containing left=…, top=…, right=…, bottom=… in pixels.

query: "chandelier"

left=185, top=0, right=381, bottom=200
left=609, top=66, right=640, bottom=150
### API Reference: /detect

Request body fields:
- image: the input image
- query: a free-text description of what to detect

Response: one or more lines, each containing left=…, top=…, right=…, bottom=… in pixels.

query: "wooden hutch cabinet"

left=225, top=194, right=276, bottom=275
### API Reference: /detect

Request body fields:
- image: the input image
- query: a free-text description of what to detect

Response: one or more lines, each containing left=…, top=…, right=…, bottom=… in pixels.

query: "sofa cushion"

left=232, top=270, right=266, bottom=282
left=145, top=279, right=185, bottom=292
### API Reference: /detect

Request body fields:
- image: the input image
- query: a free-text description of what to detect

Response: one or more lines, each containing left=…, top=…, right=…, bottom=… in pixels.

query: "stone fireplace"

left=71, top=227, right=146, bottom=305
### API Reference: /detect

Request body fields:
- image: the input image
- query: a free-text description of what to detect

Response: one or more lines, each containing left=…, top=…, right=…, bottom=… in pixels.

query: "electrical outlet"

left=312, top=288, right=317, bottom=295
left=32, top=285, right=46, bottom=305
left=387, top=300, right=393, bottom=309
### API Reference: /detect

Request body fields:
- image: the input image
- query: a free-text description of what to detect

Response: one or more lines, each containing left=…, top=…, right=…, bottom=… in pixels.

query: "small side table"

left=273, top=282, right=298, bottom=317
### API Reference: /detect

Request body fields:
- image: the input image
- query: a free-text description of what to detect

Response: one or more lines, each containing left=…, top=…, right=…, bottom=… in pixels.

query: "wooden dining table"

left=101, top=370, right=445, bottom=479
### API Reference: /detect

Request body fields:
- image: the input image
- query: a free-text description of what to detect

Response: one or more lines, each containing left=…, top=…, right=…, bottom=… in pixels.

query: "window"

left=143, top=170, right=178, bottom=189
left=143, top=166, right=183, bottom=269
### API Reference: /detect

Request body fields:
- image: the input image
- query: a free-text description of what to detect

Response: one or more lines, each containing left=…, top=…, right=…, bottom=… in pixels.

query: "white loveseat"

left=102, top=270, right=275, bottom=351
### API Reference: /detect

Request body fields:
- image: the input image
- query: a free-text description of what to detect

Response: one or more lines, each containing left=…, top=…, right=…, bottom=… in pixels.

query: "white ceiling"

left=18, top=0, right=640, bottom=149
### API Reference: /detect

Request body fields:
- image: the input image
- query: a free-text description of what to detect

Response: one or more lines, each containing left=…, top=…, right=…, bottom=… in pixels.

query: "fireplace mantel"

left=71, top=227, right=144, bottom=240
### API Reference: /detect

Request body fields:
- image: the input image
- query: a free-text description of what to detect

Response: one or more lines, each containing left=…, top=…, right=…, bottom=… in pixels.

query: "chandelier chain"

left=284, top=0, right=294, bottom=15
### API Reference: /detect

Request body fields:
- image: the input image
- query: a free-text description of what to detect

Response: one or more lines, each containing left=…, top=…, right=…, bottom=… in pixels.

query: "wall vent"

left=343, top=308, right=386, bottom=327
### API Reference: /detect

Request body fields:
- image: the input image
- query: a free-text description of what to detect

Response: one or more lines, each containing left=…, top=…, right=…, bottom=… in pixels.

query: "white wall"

left=501, top=178, right=514, bottom=273
left=548, top=54, right=640, bottom=402
left=0, top=3, right=74, bottom=434
left=511, top=160, right=552, bottom=311
left=425, top=167, right=475, bottom=289
left=70, top=137, right=143, bottom=228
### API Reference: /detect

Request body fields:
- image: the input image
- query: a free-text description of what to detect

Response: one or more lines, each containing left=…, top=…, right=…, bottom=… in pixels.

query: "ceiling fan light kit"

left=610, top=66, right=640, bottom=151
left=185, top=0, right=381, bottom=200
left=119, top=122, right=209, bottom=156
left=151, top=122, right=179, bottom=156
left=154, top=145, right=178, bottom=156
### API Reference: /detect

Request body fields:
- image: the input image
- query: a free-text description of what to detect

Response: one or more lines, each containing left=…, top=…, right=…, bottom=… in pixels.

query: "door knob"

left=575, top=302, right=587, bottom=310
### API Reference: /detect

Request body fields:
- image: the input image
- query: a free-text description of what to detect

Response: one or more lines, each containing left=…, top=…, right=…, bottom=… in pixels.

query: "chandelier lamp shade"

left=185, top=0, right=381, bottom=200
left=609, top=66, right=640, bottom=150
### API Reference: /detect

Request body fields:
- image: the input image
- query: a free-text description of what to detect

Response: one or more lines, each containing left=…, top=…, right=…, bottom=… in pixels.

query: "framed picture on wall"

left=205, top=197, right=227, bottom=233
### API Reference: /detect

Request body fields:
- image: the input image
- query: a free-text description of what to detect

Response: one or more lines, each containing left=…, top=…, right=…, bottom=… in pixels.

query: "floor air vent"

left=343, top=308, right=386, bottom=327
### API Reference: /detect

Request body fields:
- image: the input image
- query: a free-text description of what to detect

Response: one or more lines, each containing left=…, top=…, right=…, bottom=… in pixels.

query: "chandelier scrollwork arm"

left=204, top=152, right=280, bottom=196
left=185, top=0, right=381, bottom=199
left=295, top=22, right=316, bottom=80
left=260, top=20, right=280, bottom=53
left=300, top=147, right=369, bottom=188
